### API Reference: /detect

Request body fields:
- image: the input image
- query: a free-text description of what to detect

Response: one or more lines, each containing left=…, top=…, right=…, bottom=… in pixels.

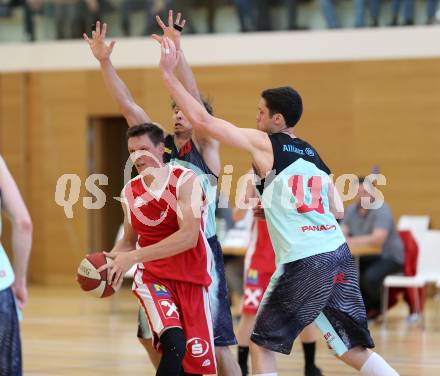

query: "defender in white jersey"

left=158, top=37, right=400, bottom=376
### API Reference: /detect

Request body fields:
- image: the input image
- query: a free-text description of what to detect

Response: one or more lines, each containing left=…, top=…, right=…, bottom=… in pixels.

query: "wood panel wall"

left=1, top=58, right=439, bottom=284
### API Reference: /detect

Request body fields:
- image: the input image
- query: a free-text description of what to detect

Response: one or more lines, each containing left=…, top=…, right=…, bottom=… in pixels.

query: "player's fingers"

left=96, top=20, right=101, bottom=35
left=101, top=22, right=107, bottom=38
left=114, top=275, right=123, bottom=291
left=83, top=33, right=90, bottom=43
left=107, top=266, right=116, bottom=284
left=97, top=263, right=110, bottom=273
left=181, top=19, right=186, bottom=29
left=176, top=12, right=181, bottom=25
left=168, top=9, right=173, bottom=26
left=152, top=34, right=162, bottom=44
left=156, top=15, right=166, bottom=30
left=113, top=271, right=122, bottom=289
left=109, top=40, right=116, bottom=52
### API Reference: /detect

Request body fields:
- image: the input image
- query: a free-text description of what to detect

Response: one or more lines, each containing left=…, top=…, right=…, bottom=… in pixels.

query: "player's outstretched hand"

left=152, top=9, right=186, bottom=51
left=159, top=37, right=179, bottom=76
left=83, top=21, right=115, bottom=62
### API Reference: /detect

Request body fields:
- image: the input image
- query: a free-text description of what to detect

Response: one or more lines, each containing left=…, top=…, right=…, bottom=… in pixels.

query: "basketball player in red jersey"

left=100, top=123, right=216, bottom=376
left=83, top=13, right=239, bottom=376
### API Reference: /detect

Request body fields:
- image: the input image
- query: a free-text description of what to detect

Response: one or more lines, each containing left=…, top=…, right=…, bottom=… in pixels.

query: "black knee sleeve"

left=156, top=328, right=186, bottom=376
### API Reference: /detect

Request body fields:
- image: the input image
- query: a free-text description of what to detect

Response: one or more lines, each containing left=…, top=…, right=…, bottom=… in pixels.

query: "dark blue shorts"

left=251, top=243, right=375, bottom=355
left=0, top=287, right=22, bottom=376
left=207, top=235, right=237, bottom=347
left=137, top=236, right=237, bottom=347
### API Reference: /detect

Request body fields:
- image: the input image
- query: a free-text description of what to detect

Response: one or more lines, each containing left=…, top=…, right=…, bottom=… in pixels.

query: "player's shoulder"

left=122, top=175, right=144, bottom=195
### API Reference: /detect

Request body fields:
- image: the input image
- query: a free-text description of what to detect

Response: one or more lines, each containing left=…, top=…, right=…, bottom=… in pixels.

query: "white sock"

left=360, top=352, right=399, bottom=376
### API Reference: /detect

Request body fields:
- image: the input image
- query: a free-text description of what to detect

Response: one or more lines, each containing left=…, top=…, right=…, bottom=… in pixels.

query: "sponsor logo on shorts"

left=158, top=299, right=179, bottom=319
left=305, top=147, right=315, bottom=156
left=244, top=287, right=263, bottom=308
left=323, top=331, right=337, bottom=350
left=333, top=273, right=348, bottom=285
left=202, top=359, right=211, bottom=367
left=246, top=269, right=259, bottom=285
left=151, top=283, right=171, bottom=297
left=186, top=338, right=210, bottom=358
left=300, top=224, right=337, bottom=233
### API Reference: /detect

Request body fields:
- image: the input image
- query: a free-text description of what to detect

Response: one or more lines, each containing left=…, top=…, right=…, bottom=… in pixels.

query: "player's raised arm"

left=153, top=11, right=201, bottom=104
left=83, top=21, right=151, bottom=127
left=152, top=11, right=221, bottom=174
left=158, top=38, right=271, bottom=159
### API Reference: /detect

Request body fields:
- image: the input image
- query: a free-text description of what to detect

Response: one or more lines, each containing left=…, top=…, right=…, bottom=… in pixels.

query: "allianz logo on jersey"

left=283, top=145, right=315, bottom=157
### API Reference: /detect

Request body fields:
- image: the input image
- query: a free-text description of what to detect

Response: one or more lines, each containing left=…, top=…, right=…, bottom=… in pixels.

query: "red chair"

left=387, top=230, right=425, bottom=314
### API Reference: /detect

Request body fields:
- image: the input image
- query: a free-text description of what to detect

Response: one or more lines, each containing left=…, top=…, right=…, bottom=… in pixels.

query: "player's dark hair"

left=358, top=176, right=366, bottom=184
left=171, top=96, right=214, bottom=116
left=261, top=86, right=303, bottom=128
left=126, top=123, right=164, bottom=146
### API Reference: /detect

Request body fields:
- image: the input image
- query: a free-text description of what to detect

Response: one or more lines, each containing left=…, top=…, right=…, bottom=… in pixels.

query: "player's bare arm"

left=83, top=21, right=151, bottom=127
left=152, top=11, right=221, bottom=175
left=328, top=180, right=344, bottom=219
left=0, top=156, right=33, bottom=309
left=109, top=197, right=138, bottom=254
left=159, top=37, right=273, bottom=176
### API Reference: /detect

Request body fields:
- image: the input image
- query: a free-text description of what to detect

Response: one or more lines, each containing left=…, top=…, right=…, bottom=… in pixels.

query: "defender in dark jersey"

left=83, top=13, right=239, bottom=376
left=158, top=36, right=400, bottom=376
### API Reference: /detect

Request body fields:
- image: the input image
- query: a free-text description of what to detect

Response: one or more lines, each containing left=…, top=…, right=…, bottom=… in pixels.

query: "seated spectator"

left=341, top=176, right=404, bottom=319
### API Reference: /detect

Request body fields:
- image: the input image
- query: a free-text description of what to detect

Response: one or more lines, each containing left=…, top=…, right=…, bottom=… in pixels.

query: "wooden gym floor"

left=21, top=285, right=440, bottom=375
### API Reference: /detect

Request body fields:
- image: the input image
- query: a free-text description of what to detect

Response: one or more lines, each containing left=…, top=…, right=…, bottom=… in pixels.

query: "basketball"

left=76, top=252, right=119, bottom=298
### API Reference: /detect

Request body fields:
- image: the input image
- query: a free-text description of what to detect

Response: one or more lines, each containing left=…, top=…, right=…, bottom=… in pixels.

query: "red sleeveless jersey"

left=123, top=166, right=211, bottom=286
left=246, top=218, right=276, bottom=274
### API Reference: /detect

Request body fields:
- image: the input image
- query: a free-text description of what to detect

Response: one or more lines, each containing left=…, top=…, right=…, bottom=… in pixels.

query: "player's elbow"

left=14, top=216, right=33, bottom=234
left=191, top=111, right=212, bottom=130
left=181, top=227, right=200, bottom=250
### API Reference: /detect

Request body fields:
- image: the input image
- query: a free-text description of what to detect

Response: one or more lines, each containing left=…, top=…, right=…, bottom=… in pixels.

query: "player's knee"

left=159, top=327, right=186, bottom=360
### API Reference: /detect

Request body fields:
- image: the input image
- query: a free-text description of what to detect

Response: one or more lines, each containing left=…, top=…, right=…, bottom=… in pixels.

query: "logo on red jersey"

left=159, top=299, right=180, bottom=319
left=186, top=338, right=210, bottom=358
left=151, top=283, right=171, bottom=297
left=246, top=269, right=259, bottom=285
left=333, top=273, right=348, bottom=285
left=300, top=224, right=337, bottom=233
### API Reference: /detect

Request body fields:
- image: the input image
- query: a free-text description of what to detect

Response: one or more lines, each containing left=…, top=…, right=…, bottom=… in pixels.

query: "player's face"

left=127, top=135, right=164, bottom=174
left=256, top=98, right=275, bottom=133
left=172, top=105, right=193, bottom=135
